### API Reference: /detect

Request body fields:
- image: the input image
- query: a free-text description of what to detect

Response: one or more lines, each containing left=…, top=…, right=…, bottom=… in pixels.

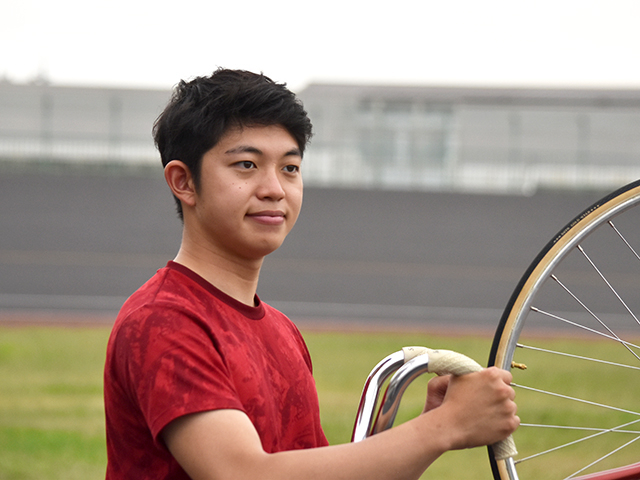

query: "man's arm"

left=163, top=367, right=519, bottom=480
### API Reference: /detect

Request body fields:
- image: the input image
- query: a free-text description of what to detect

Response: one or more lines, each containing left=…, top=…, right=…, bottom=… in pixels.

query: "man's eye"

left=238, top=161, right=255, bottom=169
left=283, top=165, right=300, bottom=173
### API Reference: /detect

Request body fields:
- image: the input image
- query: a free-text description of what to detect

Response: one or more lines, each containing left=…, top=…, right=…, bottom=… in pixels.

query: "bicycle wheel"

left=488, top=179, right=640, bottom=480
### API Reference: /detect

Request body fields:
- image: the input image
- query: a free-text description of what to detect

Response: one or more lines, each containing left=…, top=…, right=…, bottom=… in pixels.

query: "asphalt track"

left=1, top=168, right=637, bottom=336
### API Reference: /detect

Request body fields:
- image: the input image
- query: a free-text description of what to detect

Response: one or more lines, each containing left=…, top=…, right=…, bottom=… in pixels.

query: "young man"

left=103, top=68, right=518, bottom=480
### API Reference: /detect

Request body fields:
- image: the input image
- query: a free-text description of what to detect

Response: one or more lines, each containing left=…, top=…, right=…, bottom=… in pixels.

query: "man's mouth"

left=246, top=211, right=285, bottom=225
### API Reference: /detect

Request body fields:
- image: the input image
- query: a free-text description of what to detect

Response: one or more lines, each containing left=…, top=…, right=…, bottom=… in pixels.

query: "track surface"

left=0, top=170, right=628, bottom=333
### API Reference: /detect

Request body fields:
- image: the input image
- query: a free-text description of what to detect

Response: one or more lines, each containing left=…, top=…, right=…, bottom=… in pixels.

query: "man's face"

left=190, top=124, right=303, bottom=261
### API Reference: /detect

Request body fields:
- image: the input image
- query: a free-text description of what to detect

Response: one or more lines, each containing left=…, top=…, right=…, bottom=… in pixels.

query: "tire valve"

left=511, top=361, right=527, bottom=370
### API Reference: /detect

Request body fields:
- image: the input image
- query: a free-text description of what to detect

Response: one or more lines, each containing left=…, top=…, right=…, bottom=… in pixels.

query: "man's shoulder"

left=112, top=263, right=200, bottom=329
left=122, top=264, right=181, bottom=307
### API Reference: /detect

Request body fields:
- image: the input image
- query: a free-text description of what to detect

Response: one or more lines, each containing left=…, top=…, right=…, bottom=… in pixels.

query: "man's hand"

left=424, top=374, right=450, bottom=413
left=434, top=367, right=519, bottom=450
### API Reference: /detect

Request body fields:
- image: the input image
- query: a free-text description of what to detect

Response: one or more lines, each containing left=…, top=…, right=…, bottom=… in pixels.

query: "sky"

left=2, top=0, right=640, bottom=93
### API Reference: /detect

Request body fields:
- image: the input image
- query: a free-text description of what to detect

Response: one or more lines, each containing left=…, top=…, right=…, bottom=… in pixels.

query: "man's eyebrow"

left=225, top=145, right=262, bottom=155
left=284, top=147, right=302, bottom=157
left=224, top=145, right=302, bottom=157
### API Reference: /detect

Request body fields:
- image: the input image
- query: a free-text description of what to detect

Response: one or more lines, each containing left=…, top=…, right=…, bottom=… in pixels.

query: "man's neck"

left=173, top=241, right=263, bottom=307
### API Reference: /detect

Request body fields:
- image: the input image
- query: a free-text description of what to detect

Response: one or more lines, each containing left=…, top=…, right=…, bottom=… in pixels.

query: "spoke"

left=577, top=245, right=640, bottom=327
left=609, top=221, right=640, bottom=262
left=512, top=383, right=640, bottom=417
left=516, top=343, right=640, bottom=371
left=530, top=307, right=640, bottom=350
left=515, top=418, right=640, bottom=465
left=550, top=274, right=640, bottom=363
left=565, top=435, right=640, bottom=479
left=520, top=423, right=640, bottom=435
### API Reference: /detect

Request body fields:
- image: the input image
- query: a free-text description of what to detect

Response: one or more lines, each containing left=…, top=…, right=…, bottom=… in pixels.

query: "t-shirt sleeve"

left=112, top=303, right=244, bottom=443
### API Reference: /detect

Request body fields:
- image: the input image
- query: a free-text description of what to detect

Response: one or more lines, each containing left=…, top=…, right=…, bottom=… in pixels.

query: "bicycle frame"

left=573, top=462, right=640, bottom=480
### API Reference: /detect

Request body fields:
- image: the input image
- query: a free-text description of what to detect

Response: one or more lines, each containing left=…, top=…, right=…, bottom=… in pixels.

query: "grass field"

left=1, top=324, right=636, bottom=479
left=0, top=326, right=108, bottom=479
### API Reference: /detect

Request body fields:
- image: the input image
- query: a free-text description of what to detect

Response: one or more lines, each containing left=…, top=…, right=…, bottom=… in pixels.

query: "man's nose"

left=257, top=168, right=286, bottom=200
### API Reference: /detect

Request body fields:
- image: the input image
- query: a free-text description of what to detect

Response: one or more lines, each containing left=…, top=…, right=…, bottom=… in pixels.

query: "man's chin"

left=245, top=241, right=286, bottom=261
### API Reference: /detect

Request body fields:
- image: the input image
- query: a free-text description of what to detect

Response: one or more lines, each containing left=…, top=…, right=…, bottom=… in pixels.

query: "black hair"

left=153, top=68, right=313, bottom=219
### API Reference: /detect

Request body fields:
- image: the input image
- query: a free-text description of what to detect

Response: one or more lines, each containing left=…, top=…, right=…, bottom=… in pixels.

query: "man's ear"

left=164, top=160, right=197, bottom=209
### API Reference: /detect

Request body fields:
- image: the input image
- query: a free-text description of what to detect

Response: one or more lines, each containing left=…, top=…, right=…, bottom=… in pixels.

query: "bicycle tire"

left=488, top=179, right=640, bottom=480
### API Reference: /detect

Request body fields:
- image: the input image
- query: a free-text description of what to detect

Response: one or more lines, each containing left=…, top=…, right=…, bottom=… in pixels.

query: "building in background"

left=299, top=84, right=640, bottom=194
left=0, top=80, right=168, bottom=166
left=1, top=79, right=639, bottom=193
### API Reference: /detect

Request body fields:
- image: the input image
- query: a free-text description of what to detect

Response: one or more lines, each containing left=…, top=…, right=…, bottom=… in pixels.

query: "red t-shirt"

left=104, top=262, right=328, bottom=479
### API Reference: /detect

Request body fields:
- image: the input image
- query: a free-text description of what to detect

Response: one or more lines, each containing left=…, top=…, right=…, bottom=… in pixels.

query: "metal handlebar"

left=351, top=346, right=517, bottom=460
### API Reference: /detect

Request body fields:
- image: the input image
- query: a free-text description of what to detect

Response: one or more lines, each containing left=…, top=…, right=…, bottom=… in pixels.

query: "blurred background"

left=1, top=0, right=640, bottom=331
